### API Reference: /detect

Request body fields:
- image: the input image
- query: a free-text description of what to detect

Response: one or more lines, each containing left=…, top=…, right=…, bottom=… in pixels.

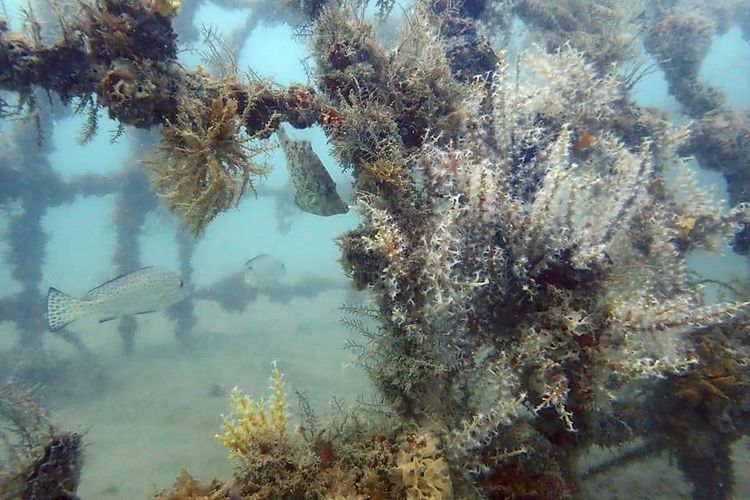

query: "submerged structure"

left=1, top=0, right=750, bottom=498
left=0, top=383, right=83, bottom=500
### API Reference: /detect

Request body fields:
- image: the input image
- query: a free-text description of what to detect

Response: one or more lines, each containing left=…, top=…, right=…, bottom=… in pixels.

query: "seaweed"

left=145, top=94, right=272, bottom=235
left=1, top=0, right=750, bottom=498
left=0, top=383, right=83, bottom=500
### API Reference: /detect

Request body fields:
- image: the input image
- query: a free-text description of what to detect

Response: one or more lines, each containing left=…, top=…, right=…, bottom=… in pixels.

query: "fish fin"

left=244, top=254, right=270, bottom=267
left=134, top=310, right=156, bottom=316
left=47, top=287, right=85, bottom=332
left=84, top=266, right=154, bottom=296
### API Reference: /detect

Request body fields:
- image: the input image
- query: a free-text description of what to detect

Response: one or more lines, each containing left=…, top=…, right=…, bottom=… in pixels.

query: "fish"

left=277, top=126, right=349, bottom=216
left=193, top=254, right=285, bottom=312
left=243, top=254, right=286, bottom=289
left=46, top=266, right=189, bottom=331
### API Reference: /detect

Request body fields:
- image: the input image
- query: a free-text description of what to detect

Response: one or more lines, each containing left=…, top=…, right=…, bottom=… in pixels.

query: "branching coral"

left=336, top=45, right=749, bottom=496
left=209, top=363, right=401, bottom=499
left=312, top=3, right=466, bottom=175
left=4, top=0, right=750, bottom=498
left=216, top=361, right=288, bottom=458
left=145, top=93, right=272, bottom=235
left=205, top=364, right=452, bottom=499
left=214, top=363, right=324, bottom=498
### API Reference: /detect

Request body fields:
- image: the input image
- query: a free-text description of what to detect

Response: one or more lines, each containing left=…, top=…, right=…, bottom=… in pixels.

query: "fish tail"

left=46, top=288, right=86, bottom=331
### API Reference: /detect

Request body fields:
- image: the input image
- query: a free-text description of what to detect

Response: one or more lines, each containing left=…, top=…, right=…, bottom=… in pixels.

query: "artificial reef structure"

left=0, top=382, right=83, bottom=500
left=2, top=0, right=750, bottom=499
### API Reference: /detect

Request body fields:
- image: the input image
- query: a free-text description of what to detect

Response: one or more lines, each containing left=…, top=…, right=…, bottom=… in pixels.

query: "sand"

left=4, top=288, right=749, bottom=499
left=45, top=289, right=372, bottom=499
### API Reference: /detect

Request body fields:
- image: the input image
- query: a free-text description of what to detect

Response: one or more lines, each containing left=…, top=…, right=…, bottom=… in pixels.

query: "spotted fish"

left=277, top=127, right=349, bottom=216
left=46, top=266, right=189, bottom=331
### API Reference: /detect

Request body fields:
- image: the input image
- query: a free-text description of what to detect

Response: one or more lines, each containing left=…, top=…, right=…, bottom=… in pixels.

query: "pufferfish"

left=277, top=126, right=349, bottom=217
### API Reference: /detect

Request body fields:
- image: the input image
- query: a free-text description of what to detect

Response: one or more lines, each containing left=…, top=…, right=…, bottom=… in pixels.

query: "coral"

left=147, top=0, right=182, bottom=18
left=645, top=9, right=712, bottom=77
left=216, top=361, right=288, bottom=459
left=312, top=4, right=387, bottom=100
left=335, top=43, right=749, bottom=497
left=153, top=470, right=223, bottom=499
left=4, top=0, right=750, bottom=497
left=325, top=97, right=404, bottom=170
left=97, top=58, right=179, bottom=128
left=214, top=363, right=323, bottom=498
left=676, top=109, right=750, bottom=255
left=81, top=0, right=178, bottom=63
left=312, top=423, right=401, bottom=499
left=145, top=94, right=272, bottom=235
left=215, top=363, right=323, bottom=499
left=312, top=2, right=465, bottom=171
left=391, top=432, right=453, bottom=500
left=206, top=363, right=412, bottom=499
left=427, top=1, right=497, bottom=81
left=20, top=432, right=84, bottom=500
left=384, top=8, right=466, bottom=144
left=683, top=110, right=750, bottom=180
left=0, top=383, right=83, bottom=500
left=356, top=158, right=409, bottom=194
left=0, top=0, right=321, bottom=236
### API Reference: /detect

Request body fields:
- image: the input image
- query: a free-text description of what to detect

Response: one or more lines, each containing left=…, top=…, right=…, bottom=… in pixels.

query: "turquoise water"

left=1, top=1, right=750, bottom=498
left=0, top=3, right=369, bottom=496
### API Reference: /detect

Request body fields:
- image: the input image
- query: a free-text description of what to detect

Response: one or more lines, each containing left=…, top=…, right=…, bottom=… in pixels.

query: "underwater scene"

left=2, top=0, right=750, bottom=498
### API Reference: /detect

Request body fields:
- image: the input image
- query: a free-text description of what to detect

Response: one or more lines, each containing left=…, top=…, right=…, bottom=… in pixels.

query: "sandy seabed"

left=4, top=288, right=750, bottom=499
left=43, top=289, right=371, bottom=499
